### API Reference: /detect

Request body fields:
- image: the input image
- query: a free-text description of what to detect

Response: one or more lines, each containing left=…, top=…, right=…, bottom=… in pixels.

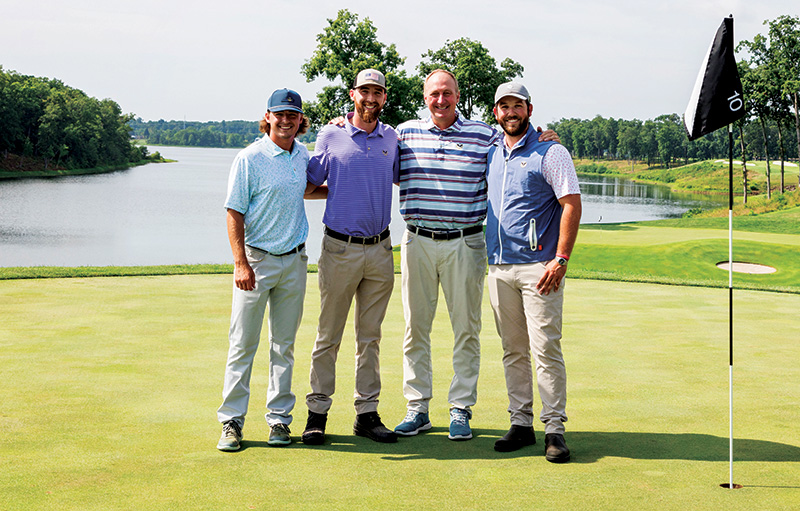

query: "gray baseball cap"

left=494, top=82, right=530, bottom=104
left=354, top=69, right=386, bottom=90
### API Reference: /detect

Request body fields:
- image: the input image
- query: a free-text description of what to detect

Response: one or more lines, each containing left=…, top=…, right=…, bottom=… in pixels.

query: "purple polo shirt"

left=307, top=114, right=400, bottom=237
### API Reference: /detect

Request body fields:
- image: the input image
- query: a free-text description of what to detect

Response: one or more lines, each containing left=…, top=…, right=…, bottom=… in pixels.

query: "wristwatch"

left=555, top=254, right=569, bottom=267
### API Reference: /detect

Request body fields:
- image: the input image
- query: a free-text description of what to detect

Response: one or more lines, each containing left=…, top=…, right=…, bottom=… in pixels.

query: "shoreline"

left=0, top=157, right=173, bottom=180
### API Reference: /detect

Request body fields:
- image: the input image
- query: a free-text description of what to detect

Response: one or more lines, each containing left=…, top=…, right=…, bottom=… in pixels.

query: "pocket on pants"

left=322, top=236, right=347, bottom=255
left=463, top=232, right=486, bottom=251
left=245, top=245, right=267, bottom=263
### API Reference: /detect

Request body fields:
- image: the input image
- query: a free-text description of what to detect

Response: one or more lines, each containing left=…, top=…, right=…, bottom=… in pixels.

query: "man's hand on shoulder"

left=536, top=126, right=561, bottom=144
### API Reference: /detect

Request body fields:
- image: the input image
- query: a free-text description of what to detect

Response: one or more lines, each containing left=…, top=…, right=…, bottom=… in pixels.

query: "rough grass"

left=1, top=276, right=798, bottom=510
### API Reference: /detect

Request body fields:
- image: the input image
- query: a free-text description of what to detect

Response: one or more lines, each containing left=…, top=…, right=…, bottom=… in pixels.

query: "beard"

left=499, top=115, right=530, bottom=138
left=356, top=101, right=383, bottom=123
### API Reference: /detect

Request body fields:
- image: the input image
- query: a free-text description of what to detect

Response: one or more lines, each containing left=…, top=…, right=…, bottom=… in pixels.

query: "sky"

left=2, top=0, right=797, bottom=126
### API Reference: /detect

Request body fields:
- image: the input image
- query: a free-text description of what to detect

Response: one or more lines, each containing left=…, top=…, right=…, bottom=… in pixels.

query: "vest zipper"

left=498, top=150, right=510, bottom=263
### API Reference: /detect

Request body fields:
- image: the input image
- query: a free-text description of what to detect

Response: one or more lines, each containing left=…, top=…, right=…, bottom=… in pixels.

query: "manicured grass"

left=575, top=223, right=800, bottom=293
left=1, top=275, right=798, bottom=510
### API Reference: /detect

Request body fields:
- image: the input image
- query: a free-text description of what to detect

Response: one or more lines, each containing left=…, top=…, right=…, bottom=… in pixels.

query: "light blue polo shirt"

left=224, top=135, right=309, bottom=254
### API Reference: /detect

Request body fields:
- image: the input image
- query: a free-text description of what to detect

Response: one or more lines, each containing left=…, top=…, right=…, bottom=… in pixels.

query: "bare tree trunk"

left=739, top=125, right=748, bottom=204
left=758, top=115, right=772, bottom=199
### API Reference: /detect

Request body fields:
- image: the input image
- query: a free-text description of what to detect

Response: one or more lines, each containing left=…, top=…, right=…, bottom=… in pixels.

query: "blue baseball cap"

left=267, top=88, right=303, bottom=113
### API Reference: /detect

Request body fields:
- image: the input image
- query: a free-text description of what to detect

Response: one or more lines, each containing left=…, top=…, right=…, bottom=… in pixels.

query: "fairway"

left=1, top=275, right=799, bottom=510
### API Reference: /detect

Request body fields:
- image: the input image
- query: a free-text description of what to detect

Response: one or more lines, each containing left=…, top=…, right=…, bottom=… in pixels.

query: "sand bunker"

left=716, top=261, right=777, bottom=274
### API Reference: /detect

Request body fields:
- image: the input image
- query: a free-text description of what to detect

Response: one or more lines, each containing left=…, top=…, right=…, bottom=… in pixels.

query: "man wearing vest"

left=394, top=70, right=559, bottom=441
left=486, top=82, right=581, bottom=462
left=302, top=69, right=400, bottom=445
left=217, top=88, right=325, bottom=451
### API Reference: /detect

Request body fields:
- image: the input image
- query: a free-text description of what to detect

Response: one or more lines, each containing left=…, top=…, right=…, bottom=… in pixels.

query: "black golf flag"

left=684, top=16, right=745, bottom=140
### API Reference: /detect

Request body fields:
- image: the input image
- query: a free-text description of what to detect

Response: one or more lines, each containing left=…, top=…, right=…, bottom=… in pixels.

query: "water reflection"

left=0, top=147, right=724, bottom=267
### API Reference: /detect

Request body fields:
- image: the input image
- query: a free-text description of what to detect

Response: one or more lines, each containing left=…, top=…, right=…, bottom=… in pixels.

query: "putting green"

left=1, top=275, right=798, bottom=510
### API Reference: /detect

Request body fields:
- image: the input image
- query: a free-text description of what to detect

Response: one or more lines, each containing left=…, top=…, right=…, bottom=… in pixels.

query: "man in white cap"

left=217, top=88, right=324, bottom=451
left=486, top=82, right=581, bottom=462
left=302, top=69, right=399, bottom=444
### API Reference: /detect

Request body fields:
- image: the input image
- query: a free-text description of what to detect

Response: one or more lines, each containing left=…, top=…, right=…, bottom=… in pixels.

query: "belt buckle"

left=431, top=230, right=445, bottom=241
left=371, top=235, right=379, bottom=244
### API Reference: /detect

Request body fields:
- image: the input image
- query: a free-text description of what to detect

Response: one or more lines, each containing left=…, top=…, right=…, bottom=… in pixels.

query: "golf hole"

left=719, top=483, right=743, bottom=489
left=716, top=261, right=776, bottom=274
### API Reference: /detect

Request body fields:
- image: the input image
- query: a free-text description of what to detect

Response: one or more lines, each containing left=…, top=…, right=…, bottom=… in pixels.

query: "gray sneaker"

left=217, top=420, right=243, bottom=451
left=268, top=423, right=292, bottom=446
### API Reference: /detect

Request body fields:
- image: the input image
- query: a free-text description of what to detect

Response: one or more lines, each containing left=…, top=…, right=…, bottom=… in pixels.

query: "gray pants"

left=217, top=246, right=307, bottom=428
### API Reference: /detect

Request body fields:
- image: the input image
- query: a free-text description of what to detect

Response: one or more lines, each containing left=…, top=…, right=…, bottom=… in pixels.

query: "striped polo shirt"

left=397, top=114, right=499, bottom=230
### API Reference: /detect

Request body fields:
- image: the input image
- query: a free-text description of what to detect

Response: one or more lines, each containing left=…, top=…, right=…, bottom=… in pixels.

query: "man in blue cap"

left=486, top=82, right=581, bottom=462
left=216, top=88, right=325, bottom=451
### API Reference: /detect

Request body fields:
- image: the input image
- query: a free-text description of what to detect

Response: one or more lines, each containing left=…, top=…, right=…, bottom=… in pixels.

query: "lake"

left=0, top=145, right=723, bottom=267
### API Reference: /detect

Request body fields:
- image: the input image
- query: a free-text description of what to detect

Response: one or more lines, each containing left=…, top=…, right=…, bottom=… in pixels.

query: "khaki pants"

left=306, top=234, right=395, bottom=415
left=487, top=262, right=567, bottom=435
left=400, top=229, right=486, bottom=413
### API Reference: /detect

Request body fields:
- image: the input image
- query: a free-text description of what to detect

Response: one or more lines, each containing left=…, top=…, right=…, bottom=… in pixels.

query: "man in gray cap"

left=217, top=88, right=324, bottom=451
left=485, top=82, right=581, bottom=462
left=302, top=69, right=399, bottom=445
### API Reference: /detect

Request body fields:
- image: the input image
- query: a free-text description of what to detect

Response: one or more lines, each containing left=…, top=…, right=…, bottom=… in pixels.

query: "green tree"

left=418, top=38, right=523, bottom=123
left=301, top=9, right=422, bottom=129
left=655, top=114, right=684, bottom=168
left=766, top=15, right=800, bottom=182
left=617, top=119, right=643, bottom=168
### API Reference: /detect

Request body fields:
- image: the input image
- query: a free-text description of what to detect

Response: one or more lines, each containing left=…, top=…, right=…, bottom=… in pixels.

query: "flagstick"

left=728, top=123, right=734, bottom=489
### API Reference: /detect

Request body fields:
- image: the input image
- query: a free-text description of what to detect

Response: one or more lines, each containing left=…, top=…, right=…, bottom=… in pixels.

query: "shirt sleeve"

left=224, top=153, right=250, bottom=214
left=306, top=127, right=330, bottom=187
left=542, top=144, right=581, bottom=199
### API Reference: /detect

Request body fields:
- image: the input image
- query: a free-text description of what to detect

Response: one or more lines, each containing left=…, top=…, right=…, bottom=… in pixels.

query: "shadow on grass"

left=236, top=429, right=800, bottom=464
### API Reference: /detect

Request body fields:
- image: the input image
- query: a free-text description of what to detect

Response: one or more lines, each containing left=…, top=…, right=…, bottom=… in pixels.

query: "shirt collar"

left=346, top=112, right=385, bottom=138
left=502, top=124, right=535, bottom=154
left=262, top=134, right=300, bottom=156
left=423, top=111, right=463, bottom=134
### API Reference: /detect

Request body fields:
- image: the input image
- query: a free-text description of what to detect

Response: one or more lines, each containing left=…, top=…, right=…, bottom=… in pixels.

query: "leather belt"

left=247, top=243, right=305, bottom=257
left=325, top=227, right=390, bottom=245
left=406, top=224, right=483, bottom=241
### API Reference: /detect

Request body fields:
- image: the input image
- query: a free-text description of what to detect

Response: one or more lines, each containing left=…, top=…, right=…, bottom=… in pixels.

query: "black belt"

left=406, top=224, right=483, bottom=241
left=247, top=243, right=305, bottom=257
left=325, top=227, right=390, bottom=245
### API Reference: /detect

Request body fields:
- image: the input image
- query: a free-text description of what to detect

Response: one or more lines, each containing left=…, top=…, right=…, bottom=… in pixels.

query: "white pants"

left=217, top=246, right=307, bottom=428
left=487, top=262, right=567, bottom=435
left=400, top=228, right=486, bottom=413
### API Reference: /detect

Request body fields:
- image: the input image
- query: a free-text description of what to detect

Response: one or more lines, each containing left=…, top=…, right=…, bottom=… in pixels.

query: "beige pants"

left=400, top=228, right=486, bottom=413
left=487, top=262, right=567, bottom=435
left=306, top=234, right=395, bottom=415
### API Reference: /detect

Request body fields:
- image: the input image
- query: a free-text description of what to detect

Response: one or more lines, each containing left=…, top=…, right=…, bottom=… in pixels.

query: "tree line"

left=128, top=119, right=316, bottom=149
left=737, top=15, right=800, bottom=198
left=547, top=112, right=799, bottom=168
left=0, top=66, right=148, bottom=170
